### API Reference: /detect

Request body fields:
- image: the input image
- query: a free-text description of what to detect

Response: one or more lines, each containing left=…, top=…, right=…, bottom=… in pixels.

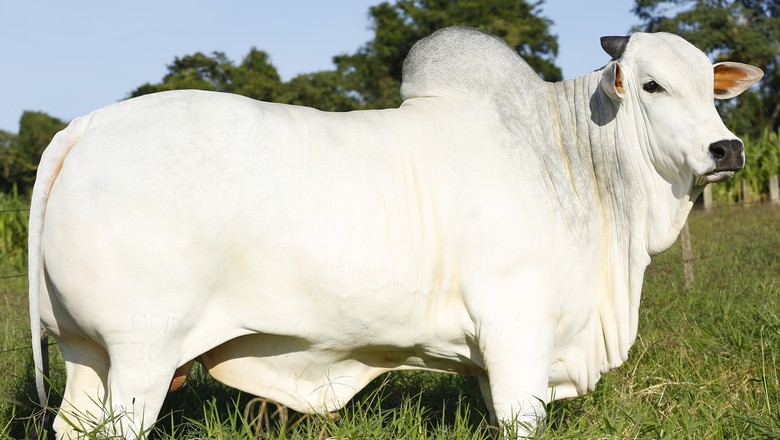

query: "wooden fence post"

left=681, top=221, right=694, bottom=289
left=770, top=175, right=779, bottom=205
left=703, top=185, right=713, bottom=210
left=742, top=178, right=750, bottom=206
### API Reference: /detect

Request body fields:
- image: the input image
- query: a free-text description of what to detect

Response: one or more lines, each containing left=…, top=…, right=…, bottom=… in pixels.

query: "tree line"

left=2, top=0, right=778, bottom=197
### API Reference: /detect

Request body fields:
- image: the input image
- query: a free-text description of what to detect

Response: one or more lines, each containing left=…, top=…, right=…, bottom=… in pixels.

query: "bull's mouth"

left=696, top=170, right=736, bottom=185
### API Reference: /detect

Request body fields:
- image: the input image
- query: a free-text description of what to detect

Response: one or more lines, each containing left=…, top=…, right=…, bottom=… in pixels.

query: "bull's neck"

left=542, top=71, right=696, bottom=364
left=551, top=71, right=697, bottom=258
left=546, top=73, right=643, bottom=255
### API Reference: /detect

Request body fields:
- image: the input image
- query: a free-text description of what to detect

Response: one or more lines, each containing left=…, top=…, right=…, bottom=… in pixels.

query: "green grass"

left=1, top=202, right=778, bottom=439
left=0, top=188, right=29, bottom=277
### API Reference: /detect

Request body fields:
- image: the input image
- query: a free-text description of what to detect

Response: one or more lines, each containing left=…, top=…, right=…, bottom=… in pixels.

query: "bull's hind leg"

left=102, top=339, right=181, bottom=439
left=53, top=337, right=109, bottom=439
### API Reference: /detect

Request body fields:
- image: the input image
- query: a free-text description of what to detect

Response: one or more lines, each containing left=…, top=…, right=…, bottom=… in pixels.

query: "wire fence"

left=0, top=346, right=27, bottom=356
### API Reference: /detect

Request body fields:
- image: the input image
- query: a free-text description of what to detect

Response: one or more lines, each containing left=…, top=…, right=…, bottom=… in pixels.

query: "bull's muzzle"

left=709, top=139, right=745, bottom=172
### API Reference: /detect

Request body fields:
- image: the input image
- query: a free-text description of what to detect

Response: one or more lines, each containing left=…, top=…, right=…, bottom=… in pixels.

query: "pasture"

left=1, top=199, right=778, bottom=438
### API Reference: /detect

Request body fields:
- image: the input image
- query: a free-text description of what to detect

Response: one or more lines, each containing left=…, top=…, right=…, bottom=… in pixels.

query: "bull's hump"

left=400, top=26, right=542, bottom=101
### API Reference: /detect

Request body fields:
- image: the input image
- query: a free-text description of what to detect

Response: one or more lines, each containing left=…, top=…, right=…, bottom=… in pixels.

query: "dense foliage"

left=0, top=112, right=66, bottom=194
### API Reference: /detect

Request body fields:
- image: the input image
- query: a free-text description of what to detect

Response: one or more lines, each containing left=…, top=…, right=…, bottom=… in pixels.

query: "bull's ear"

left=713, top=62, right=763, bottom=99
left=600, top=61, right=625, bottom=102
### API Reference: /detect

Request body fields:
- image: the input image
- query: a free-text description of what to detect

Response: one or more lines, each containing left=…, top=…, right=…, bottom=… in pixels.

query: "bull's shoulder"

left=400, top=26, right=543, bottom=101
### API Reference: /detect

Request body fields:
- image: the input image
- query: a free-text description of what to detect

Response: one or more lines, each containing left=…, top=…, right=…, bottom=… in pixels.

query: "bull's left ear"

left=713, top=62, right=763, bottom=99
left=600, top=61, right=625, bottom=102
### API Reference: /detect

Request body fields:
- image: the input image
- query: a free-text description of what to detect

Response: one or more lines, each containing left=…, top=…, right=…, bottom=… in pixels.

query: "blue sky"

left=0, top=1, right=637, bottom=133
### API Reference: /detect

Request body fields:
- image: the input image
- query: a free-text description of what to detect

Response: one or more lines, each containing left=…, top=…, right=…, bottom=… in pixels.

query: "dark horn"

left=600, top=36, right=630, bottom=60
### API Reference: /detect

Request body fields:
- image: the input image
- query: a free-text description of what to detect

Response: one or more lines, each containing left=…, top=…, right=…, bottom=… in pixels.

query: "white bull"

left=29, top=27, right=761, bottom=438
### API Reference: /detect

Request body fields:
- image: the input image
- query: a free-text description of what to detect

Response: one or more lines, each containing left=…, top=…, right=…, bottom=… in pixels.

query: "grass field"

left=0, top=202, right=778, bottom=439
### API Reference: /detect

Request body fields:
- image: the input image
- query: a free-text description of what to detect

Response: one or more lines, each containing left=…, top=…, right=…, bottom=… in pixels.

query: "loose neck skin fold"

left=544, top=70, right=699, bottom=366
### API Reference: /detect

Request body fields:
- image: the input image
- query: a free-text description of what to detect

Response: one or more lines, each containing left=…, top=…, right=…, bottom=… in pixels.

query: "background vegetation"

left=0, top=0, right=778, bottom=438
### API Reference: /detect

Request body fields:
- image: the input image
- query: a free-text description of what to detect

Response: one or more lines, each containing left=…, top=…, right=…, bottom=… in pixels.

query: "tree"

left=129, top=49, right=282, bottom=100
left=334, top=0, right=562, bottom=109
left=129, top=52, right=232, bottom=97
left=0, top=130, right=18, bottom=192
left=276, top=71, right=361, bottom=112
left=0, top=112, right=66, bottom=193
left=230, top=48, right=283, bottom=102
left=632, top=0, right=780, bottom=136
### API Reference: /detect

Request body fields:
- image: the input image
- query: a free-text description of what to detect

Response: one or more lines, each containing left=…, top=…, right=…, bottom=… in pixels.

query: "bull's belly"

left=177, top=272, right=479, bottom=412
left=196, top=330, right=480, bottom=413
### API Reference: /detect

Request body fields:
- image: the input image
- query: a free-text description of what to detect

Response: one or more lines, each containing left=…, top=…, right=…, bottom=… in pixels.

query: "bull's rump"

left=40, top=90, right=481, bottom=388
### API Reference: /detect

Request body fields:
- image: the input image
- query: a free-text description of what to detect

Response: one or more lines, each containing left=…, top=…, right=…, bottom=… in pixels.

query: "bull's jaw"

left=696, top=170, right=737, bottom=186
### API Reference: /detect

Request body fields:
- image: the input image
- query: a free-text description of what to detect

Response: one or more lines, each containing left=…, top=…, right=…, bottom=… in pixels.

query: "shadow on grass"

left=152, top=365, right=493, bottom=438
left=6, top=351, right=493, bottom=439
left=8, top=356, right=611, bottom=438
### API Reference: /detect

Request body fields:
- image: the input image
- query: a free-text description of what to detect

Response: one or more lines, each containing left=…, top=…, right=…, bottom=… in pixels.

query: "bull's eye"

left=643, top=80, right=662, bottom=93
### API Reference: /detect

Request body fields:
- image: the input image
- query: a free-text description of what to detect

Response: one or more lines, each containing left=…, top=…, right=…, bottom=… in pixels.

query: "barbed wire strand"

left=0, top=342, right=55, bottom=357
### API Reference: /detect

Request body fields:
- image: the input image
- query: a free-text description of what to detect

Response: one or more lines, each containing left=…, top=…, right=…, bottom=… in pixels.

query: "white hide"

left=30, top=27, right=761, bottom=438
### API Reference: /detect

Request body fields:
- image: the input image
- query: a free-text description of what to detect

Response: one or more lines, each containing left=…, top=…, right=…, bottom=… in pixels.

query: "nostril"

left=709, top=144, right=726, bottom=160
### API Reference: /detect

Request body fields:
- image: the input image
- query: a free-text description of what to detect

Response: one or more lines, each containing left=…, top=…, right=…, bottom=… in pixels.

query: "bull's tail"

left=28, top=114, right=91, bottom=411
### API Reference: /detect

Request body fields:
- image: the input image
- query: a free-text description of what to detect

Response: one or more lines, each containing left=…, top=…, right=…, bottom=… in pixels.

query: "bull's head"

left=598, top=33, right=762, bottom=186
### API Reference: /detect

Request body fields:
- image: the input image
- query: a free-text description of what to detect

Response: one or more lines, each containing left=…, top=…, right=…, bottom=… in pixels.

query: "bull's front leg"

left=477, top=319, right=552, bottom=437
left=467, top=271, right=556, bottom=437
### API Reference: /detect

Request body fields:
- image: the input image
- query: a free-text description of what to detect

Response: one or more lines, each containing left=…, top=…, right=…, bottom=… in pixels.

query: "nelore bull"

left=29, top=27, right=761, bottom=438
